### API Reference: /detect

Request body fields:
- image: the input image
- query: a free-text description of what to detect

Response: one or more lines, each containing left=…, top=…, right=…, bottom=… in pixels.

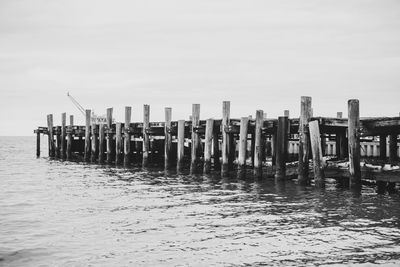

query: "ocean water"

left=1, top=136, right=400, bottom=266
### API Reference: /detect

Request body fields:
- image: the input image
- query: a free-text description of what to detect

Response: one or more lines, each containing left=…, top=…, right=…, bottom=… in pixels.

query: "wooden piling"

left=203, top=118, right=214, bottom=174
left=298, top=96, right=312, bottom=185
left=61, top=113, right=66, bottom=159
left=177, top=120, right=185, bottom=171
left=106, top=108, right=113, bottom=164
left=254, top=110, right=264, bottom=177
left=348, top=99, right=361, bottom=185
left=124, top=106, right=132, bottom=166
left=190, top=104, right=201, bottom=173
left=309, top=120, right=325, bottom=185
left=115, top=122, right=122, bottom=164
left=142, top=104, right=150, bottom=167
left=238, top=117, right=249, bottom=176
left=379, top=134, right=387, bottom=160
left=213, top=127, right=220, bottom=170
left=36, top=130, right=40, bottom=157
left=47, top=114, right=55, bottom=157
left=164, top=107, right=172, bottom=169
left=99, top=124, right=105, bottom=163
left=91, top=124, right=99, bottom=162
left=221, top=101, right=231, bottom=176
left=84, top=110, right=91, bottom=161
left=55, top=127, right=61, bottom=158
left=389, top=134, right=398, bottom=163
left=335, top=112, right=344, bottom=159
left=275, top=116, right=288, bottom=180
left=66, top=115, right=73, bottom=160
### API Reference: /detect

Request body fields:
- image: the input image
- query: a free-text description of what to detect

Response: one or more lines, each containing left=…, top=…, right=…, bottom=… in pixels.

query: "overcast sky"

left=1, top=0, right=399, bottom=135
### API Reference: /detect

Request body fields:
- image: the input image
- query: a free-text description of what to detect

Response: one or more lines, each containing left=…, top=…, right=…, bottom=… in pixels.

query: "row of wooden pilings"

left=38, top=97, right=397, bottom=188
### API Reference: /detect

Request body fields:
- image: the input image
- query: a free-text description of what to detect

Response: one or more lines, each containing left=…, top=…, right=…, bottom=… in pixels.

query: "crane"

left=67, top=92, right=108, bottom=124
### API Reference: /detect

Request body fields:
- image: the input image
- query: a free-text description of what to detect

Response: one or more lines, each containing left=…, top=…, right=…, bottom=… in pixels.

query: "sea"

left=1, top=136, right=400, bottom=266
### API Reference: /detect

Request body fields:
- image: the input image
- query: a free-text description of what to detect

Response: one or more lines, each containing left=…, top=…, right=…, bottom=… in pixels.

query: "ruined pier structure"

left=35, top=97, right=400, bottom=186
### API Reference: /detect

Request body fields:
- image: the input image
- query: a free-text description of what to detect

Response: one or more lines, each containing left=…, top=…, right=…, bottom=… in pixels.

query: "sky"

left=0, top=0, right=399, bottom=135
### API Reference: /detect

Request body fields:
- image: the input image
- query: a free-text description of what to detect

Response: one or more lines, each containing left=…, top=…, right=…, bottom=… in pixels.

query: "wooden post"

left=213, top=125, right=220, bottom=170
left=91, top=124, right=99, bottom=162
left=380, top=134, right=387, bottom=160
left=389, top=134, right=398, bottom=163
left=177, top=120, right=185, bottom=171
left=142, top=104, right=150, bottom=167
left=164, top=107, right=172, bottom=169
left=203, top=118, right=214, bottom=173
left=47, top=114, right=55, bottom=157
left=221, top=101, right=230, bottom=176
left=298, top=96, right=312, bottom=185
left=55, top=127, right=61, bottom=158
left=190, top=104, right=201, bottom=173
left=115, top=122, right=122, bottom=164
left=36, top=130, right=40, bottom=157
left=254, top=110, right=264, bottom=177
left=348, top=99, right=361, bottom=185
left=337, top=112, right=343, bottom=119
left=98, top=124, right=105, bottom=163
left=61, top=113, right=66, bottom=159
left=275, top=116, right=288, bottom=180
left=106, top=108, right=113, bottom=164
left=66, top=115, right=73, bottom=160
left=238, top=117, right=249, bottom=176
left=84, top=110, right=91, bottom=161
left=309, top=120, right=325, bottom=185
left=124, top=106, right=132, bottom=166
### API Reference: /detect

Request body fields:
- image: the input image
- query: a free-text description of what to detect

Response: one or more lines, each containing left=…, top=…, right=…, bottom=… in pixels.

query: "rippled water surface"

left=1, top=137, right=400, bottom=266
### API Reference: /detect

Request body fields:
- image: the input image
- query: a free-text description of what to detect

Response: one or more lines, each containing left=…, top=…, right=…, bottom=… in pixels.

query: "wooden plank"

left=91, top=124, right=98, bottom=162
left=47, top=114, right=55, bottom=157
left=221, top=101, right=230, bottom=176
left=254, top=110, right=264, bottom=177
left=309, top=120, right=325, bottom=185
left=238, top=117, right=249, bottom=176
left=124, top=106, right=132, bottom=166
left=66, top=115, right=73, bottom=160
left=177, top=120, right=185, bottom=171
left=61, top=113, right=66, bottom=159
left=379, top=134, right=387, bottom=160
left=190, top=104, right=201, bottom=173
left=348, top=99, right=361, bottom=186
left=203, top=118, right=214, bottom=174
left=84, top=110, right=91, bottom=161
left=115, top=122, right=122, bottom=164
left=142, top=104, right=150, bottom=167
left=275, top=116, right=288, bottom=180
left=98, top=124, right=105, bottom=163
left=298, top=96, right=312, bottom=185
left=164, top=107, right=172, bottom=169
left=106, top=108, right=113, bottom=164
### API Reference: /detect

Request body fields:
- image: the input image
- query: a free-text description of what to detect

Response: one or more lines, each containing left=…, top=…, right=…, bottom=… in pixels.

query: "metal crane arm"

left=67, top=92, right=86, bottom=116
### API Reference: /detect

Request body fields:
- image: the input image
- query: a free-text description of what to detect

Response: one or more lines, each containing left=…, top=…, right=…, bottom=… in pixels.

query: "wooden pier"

left=34, top=97, right=400, bottom=190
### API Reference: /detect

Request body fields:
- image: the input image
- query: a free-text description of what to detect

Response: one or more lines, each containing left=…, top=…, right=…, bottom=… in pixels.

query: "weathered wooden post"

left=389, top=134, right=398, bottom=163
left=309, top=120, right=325, bottom=185
left=380, top=135, right=387, bottom=159
left=190, top=104, right=201, bottom=173
left=106, top=108, right=113, bottom=164
left=238, top=117, right=249, bottom=177
left=164, top=107, right=172, bottom=169
left=55, top=126, right=61, bottom=158
left=275, top=116, right=288, bottom=180
left=98, top=124, right=105, bottom=163
left=124, top=106, right=132, bottom=166
left=115, top=122, right=122, bottom=164
left=213, top=124, right=220, bottom=170
left=221, top=101, right=231, bottom=176
left=142, top=104, right=150, bottom=167
left=36, top=129, right=40, bottom=157
left=47, top=114, right=55, bottom=157
left=84, top=110, right=91, bottom=161
left=66, top=115, right=73, bottom=160
left=298, top=96, right=312, bottom=185
left=61, top=113, right=66, bottom=159
left=203, top=118, right=214, bottom=174
left=177, top=120, right=185, bottom=171
left=91, top=124, right=99, bottom=162
left=335, top=112, right=343, bottom=158
left=254, top=110, right=264, bottom=177
left=348, top=99, right=361, bottom=185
